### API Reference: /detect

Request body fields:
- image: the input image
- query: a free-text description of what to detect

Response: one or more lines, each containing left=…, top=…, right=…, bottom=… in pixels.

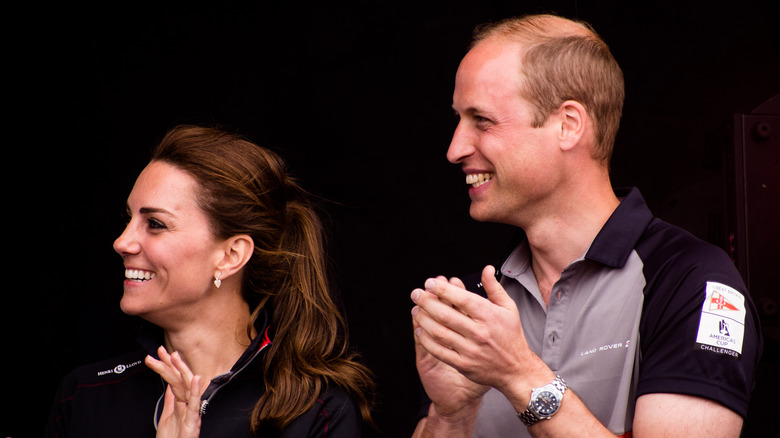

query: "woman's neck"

left=162, top=291, right=257, bottom=385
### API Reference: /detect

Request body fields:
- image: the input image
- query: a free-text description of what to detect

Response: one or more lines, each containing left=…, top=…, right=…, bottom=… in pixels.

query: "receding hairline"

left=471, top=14, right=600, bottom=48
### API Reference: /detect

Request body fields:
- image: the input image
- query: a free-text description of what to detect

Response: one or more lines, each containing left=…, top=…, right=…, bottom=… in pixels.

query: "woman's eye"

left=148, top=218, right=167, bottom=230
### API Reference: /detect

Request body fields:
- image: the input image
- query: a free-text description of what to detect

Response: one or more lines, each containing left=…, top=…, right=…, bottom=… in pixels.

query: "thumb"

left=481, top=265, right=514, bottom=309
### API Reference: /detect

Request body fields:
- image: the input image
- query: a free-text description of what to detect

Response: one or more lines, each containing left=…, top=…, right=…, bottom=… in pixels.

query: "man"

left=410, top=14, right=761, bottom=437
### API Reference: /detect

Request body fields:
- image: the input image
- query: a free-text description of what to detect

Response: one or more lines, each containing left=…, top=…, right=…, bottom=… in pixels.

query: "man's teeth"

left=125, top=269, right=156, bottom=281
left=466, top=173, right=494, bottom=188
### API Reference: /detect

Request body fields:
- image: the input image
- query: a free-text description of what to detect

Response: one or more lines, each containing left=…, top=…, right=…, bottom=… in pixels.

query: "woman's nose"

left=113, top=223, right=140, bottom=255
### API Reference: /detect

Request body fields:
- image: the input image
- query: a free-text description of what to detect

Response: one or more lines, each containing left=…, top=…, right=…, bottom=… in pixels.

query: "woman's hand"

left=146, top=346, right=203, bottom=438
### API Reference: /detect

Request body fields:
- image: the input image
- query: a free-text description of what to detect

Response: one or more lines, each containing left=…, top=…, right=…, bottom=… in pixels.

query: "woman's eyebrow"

left=138, top=206, right=175, bottom=217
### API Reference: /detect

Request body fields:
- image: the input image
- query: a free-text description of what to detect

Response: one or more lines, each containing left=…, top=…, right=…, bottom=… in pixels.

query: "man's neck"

left=523, top=182, right=620, bottom=305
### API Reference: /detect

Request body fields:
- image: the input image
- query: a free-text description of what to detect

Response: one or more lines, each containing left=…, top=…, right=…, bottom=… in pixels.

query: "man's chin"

left=469, top=205, right=493, bottom=223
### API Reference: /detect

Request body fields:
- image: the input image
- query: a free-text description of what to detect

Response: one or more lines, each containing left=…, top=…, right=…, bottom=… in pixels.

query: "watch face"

left=532, top=390, right=560, bottom=416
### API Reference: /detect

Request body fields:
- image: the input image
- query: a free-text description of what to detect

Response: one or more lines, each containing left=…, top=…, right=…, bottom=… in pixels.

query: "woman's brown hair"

left=151, top=124, right=374, bottom=433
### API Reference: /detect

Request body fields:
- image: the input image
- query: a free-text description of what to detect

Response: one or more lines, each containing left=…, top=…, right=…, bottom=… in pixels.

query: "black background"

left=4, top=0, right=779, bottom=437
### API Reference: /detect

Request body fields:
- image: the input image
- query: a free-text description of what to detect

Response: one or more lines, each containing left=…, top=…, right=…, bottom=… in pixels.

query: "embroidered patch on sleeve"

left=695, top=281, right=746, bottom=357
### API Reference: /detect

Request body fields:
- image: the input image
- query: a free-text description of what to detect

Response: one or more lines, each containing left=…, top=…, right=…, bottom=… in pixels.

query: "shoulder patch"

left=695, top=281, right=746, bottom=357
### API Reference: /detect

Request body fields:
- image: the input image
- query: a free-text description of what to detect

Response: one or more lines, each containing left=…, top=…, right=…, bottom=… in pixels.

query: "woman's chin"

left=119, top=296, right=146, bottom=317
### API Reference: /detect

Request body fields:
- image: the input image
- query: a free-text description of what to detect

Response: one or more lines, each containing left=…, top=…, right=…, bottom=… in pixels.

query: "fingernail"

left=411, top=306, right=419, bottom=316
left=415, top=327, right=422, bottom=337
left=411, top=289, right=420, bottom=301
left=425, top=278, right=437, bottom=290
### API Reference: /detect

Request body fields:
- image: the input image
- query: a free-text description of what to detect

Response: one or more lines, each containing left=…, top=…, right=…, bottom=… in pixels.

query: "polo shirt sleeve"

left=636, top=224, right=762, bottom=418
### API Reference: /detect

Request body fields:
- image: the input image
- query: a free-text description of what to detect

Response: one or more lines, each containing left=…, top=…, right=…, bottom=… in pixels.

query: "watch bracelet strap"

left=551, top=375, right=567, bottom=393
left=517, top=375, right=567, bottom=426
left=518, top=409, right=541, bottom=425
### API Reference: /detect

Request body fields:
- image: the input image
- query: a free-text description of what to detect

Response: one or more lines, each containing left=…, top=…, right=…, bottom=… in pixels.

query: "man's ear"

left=557, top=100, right=589, bottom=152
left=215, top=234, right=254, bottom=281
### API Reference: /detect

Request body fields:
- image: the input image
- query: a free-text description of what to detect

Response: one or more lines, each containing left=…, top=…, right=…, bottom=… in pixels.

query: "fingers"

left=170, top=350, right=195, bottom=386
left=411, top=284, right=473, bottom=335
left=410, top=272, right=482, bottom=339
left=417, top=275, right=485, bottom=322
left=145, top=346, right=201, bottom=405
left=448, top=276, right=466, bottom=290
left=152, top=348, right=203, bottom=438
left=412, top=308, right=462, bottom=368
left=187, top=375, right=202, bottom=414
left=146, top=349, right=184, bottom=400
left=480, top=265, right=515, bottom=309
left=157, top=376, right=203, bottom=438
left=146, top=351, right=176, bottom=387
left=181, top=374, right=204, bottom=435
left=161, top=384, right=176, bottom=419
left=411, top=285, right=472, bottom=368
left=410, top=266, right=514, bottom=366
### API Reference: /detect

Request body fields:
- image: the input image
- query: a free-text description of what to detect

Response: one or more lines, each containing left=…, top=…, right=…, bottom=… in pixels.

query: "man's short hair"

left=472, top=14, right=625, bottom=166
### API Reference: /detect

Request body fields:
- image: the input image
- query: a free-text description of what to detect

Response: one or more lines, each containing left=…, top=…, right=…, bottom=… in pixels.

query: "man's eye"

left=474, top=116, right=492, bottom=128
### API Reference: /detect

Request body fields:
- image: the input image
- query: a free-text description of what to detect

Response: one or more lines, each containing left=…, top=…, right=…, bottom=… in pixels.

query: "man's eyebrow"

left=452, top=105, right=485, bottom=116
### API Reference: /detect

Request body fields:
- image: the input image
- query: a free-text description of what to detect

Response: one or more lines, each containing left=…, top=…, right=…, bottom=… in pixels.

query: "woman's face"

left=113, top=161, right=225, bottom=326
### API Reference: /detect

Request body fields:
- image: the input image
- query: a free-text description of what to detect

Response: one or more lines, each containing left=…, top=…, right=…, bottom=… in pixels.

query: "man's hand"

left=412, top=265, right=549, bottom=397
left=411, top=275, right=488, bottom=437
left=413, top=274, right=490, bottom=408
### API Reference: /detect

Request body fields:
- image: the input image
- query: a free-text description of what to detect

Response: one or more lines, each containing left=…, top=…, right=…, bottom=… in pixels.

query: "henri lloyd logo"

left=696, top=282, right=746, bottom=358
left=97, top=360, right=143, bottom=377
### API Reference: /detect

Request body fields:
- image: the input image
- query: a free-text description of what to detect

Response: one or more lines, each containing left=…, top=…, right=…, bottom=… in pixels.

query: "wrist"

left=500, top=360, right=557, bottom=411
left=517, top=375, right=567, bottom=426
left=427, top=398, right=481, bottom=432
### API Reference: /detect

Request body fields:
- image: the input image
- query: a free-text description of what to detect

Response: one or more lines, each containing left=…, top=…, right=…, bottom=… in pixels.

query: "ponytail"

left=150, top=125, right=374, bottom=434
left=252, top=185, right=374, bottom=431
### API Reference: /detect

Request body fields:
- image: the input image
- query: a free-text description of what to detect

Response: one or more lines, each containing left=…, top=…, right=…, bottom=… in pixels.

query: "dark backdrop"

left=4, top=1, right=779, bottom=437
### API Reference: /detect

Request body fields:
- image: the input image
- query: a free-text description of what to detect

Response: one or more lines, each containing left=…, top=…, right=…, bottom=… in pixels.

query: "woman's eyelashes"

left=121, top=210, right=168, bottom=231
left=147, top=217, right=167, bottom=230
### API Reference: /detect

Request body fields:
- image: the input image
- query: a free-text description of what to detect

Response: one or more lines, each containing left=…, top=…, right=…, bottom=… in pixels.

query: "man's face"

left=448, top=38, right=563, bottom=227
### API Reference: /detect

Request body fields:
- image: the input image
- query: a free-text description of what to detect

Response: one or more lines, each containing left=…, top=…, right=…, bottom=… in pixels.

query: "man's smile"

left=466, top=172, right=494, bottom=188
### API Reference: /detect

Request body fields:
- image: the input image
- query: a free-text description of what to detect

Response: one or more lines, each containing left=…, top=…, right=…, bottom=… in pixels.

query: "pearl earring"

left=214, top=272, right=222, bottom=288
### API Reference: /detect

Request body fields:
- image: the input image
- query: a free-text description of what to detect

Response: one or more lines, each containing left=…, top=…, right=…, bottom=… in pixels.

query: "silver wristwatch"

left=518, top=375, right=567, bottom=426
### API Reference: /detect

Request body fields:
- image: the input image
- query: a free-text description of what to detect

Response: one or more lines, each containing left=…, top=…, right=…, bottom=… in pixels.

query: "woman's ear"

left=215, top=235, right=254, bottom=282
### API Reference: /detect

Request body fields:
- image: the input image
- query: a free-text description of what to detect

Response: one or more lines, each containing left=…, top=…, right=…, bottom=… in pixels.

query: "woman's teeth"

left=125, top=269, right=156, bottom=281
left=466, top=173, right=493, bottom=188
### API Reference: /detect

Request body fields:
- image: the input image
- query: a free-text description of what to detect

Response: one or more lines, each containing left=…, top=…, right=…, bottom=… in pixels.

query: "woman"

left=47, top=125, right=374, bottom=437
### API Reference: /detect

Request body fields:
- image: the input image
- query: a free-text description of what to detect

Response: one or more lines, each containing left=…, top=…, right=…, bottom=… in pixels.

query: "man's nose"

left=446, top=121, right=476, bottom=164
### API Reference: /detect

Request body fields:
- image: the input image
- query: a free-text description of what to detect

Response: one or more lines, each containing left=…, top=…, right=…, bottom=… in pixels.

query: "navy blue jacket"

left=47, top=315, right=363, bottom=437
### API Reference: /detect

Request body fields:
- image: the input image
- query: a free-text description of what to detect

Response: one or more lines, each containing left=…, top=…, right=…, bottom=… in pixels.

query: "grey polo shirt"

left=469, top=187, right=761, bottom=437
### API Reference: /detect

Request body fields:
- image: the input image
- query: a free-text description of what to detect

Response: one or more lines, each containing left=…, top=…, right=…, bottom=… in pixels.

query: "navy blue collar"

left=586, top=187, right=654, bottom=269
left=136, top=308, right=272, bottom=366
